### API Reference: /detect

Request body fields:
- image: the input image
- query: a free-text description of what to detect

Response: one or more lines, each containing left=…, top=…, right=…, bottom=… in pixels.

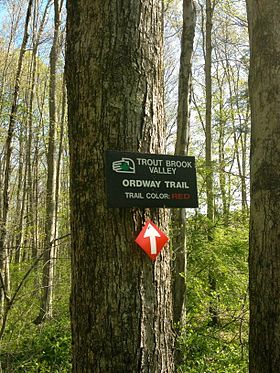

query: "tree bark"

left=246, top=1, right=280, bottom=371
left=204, top=0, right=214, bottom=224
left=66, top=0, right=174, bottom=371
left=203, top=0, right=219, bottom=326
left=35, top=0, right=62, bottom=324
left=171, top=2, right=196, bottom=368
left=172, top=0, right=196, bottom=330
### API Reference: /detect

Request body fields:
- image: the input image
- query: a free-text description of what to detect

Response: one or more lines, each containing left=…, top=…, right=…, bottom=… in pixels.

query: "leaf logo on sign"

left=112, top=158, right=135, bottom=173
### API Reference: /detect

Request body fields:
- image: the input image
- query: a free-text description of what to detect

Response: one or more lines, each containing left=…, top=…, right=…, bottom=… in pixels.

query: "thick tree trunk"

left=66, top=1, right=174, bottom=372
left=247, top=1, right=280, bottom=372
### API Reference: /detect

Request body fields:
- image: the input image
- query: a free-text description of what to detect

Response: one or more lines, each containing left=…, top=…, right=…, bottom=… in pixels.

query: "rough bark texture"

left=247, top=1, right=280, bottom=372
left=66, top=1, right=174, bottom=372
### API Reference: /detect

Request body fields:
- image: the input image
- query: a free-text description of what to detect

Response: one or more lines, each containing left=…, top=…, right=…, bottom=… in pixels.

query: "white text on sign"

left=136, top=158, right=193, bottom=175
left=122, top=179, right=190, bottom=189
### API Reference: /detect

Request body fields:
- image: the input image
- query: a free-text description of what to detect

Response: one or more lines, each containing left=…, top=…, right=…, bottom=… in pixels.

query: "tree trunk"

left=171, top=2, right=196, bottom=368
left=204, top=0, right=218, bottom=326
left=14, top=124, right=25, bottom=264
left=26, top=0, right=52, bottom=264
left=172, top=0, right=196, bottom=326
left=66, top=0, right=174, bottom=371
left=35, top=0, right=61, bottom=324
left=0, top=0, right=33, bottom=313
left=246, top=1, right=280, bottom=371
left=171, top=2, right=196, bottom=367
left=205, top=0, right=214, bottom=223
left=216, top=71, right=229, bottom=222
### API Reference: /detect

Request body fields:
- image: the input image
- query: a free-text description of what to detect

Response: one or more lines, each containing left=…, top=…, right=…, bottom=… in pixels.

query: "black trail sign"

left=105, top=150, right=199, bottom=208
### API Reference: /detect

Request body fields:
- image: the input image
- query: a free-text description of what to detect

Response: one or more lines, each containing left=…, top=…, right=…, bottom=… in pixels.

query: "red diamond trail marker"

left=135, top=220, right=169, bottom=261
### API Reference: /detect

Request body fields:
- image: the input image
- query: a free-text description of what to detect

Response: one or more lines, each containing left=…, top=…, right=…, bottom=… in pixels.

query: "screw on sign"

left=135, top=220, right=169, bottom=261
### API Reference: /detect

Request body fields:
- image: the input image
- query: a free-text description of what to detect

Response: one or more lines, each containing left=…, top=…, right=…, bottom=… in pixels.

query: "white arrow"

left=144, top=223, right=161, bottom=254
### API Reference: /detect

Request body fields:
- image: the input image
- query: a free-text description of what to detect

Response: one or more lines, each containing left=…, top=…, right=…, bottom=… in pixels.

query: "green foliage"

left=1, top=320, right=71, bottom=372
left=0, top=248, right=71, bottom=372
left=177, top=212, right=249, bottom=372
left=178, top=327, right=248, bottom=373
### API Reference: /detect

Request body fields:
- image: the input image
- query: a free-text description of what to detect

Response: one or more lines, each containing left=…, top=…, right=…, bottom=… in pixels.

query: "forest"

left=0, top=0, right=279, bottom=372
